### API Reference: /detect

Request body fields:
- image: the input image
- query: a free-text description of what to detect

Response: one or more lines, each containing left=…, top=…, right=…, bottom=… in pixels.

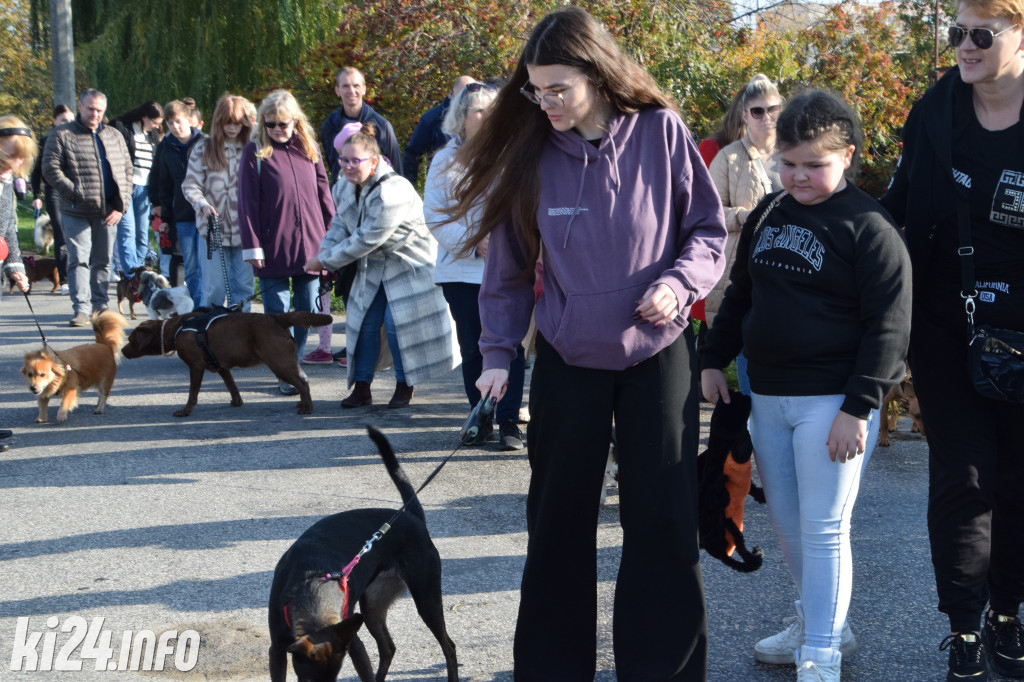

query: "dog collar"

left=160, top=318, right=176, bottom=358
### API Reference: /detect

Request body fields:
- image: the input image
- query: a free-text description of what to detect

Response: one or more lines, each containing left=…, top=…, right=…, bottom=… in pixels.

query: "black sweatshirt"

left=701, top=185, right=912, bottom=418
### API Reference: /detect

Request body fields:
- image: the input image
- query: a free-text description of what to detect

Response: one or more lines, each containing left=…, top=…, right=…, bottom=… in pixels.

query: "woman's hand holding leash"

left=10, top=271, right=28, bottom=293
left=304, top=257, right=323, bottom=272
left=701, top=368, right=731, bottom=405
left=476, top=368, right=509, bottom=404
left=635, top=283, right=679, bottom=328
left=827, top=410, right=867, bottom=463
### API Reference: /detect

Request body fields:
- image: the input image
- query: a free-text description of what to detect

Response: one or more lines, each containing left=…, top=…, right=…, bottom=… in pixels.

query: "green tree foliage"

left=60, top=0, right=339, bottom=117
left=0, top=0, right=54, bottom=131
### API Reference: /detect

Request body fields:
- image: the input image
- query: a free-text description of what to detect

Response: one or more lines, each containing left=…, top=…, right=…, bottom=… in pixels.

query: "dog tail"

left=92, top=311, right=131, bottom=363
left=366, top=427, right=426, bottom=524
left=274, top=312, right=334, bottom=329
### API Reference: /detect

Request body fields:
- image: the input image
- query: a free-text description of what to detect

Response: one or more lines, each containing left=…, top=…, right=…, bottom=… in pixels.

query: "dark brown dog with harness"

left=121, top=309, right=332, bottom=417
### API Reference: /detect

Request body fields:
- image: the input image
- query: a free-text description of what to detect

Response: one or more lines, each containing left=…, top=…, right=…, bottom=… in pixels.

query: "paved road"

left=0, top=286, right=987, bottom=681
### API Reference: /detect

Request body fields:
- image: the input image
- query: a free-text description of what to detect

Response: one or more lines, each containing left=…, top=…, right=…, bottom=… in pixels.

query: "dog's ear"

left=328, top=613, right=364, bottom=648
left=286, top=635, right=315, bottom=657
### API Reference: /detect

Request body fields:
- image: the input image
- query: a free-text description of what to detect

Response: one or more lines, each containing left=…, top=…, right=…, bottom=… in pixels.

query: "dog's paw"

left=172, top=407, right=193, bottom=418
left=56, top=412, right=68, bottom=423
left=92, top=407, right=104, bottom=415
left=296, top=401, right=313, bottom=415
left=230, top=397, right=243, bottom=407
left=35, top=417, right=48, bottom=424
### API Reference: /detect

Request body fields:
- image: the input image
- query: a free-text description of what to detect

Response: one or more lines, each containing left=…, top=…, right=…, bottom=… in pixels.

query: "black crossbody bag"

left=954, top=179, right=1024, bottom=403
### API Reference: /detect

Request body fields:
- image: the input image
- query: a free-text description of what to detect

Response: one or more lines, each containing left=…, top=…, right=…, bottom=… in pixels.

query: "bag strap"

left=751, top=190, right=787, bottom=237
left=953, top=163, right=978, bottom=332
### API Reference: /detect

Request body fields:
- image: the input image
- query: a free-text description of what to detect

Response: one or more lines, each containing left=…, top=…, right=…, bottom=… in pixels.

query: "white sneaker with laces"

left=795, top=646, right=841, bottom=682
left=754, top=603, right=858, bottom=664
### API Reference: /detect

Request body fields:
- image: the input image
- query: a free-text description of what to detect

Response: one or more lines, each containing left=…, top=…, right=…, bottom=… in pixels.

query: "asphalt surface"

left=0, top=285, right=994, bottom=681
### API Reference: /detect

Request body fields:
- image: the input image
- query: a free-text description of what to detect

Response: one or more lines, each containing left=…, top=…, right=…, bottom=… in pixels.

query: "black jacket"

left=320, top=103, right=403, bottom=183
left=111, top=120, right=160, bottom=166
left=154, top=130, right=204, bottom=225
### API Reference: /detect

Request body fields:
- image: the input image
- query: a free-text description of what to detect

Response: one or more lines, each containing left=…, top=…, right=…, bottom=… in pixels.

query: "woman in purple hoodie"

left=238, top=90, right=334, bottom=396
left=448, top=7, right=727, bottom=680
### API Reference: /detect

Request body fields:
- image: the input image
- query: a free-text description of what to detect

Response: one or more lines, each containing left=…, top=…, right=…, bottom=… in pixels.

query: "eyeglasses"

left=264, top=120, right=293, bottom=129
left=464, top=82, right=498, bottom=94
left=948, top=23, right=1019, bottom=49
left=748, top=105, right=782, bottom=120
left=520, top=83, right=565, bottom=108
left=339, top=156, right=370, bottom=168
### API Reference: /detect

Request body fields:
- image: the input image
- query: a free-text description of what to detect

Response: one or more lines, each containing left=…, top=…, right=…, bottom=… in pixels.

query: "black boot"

left=388, top=382, right=414, bottom=409
left=341, top=381, right=372, bottom=408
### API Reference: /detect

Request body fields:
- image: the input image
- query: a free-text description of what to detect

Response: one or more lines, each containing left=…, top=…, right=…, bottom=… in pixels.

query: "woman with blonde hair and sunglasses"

left=881, top=0, right=1024, bottom=678
left=183, top=93, right=258, bottom=309
left=238, top=90, right=334, bottom=395
left=707, top=75, right=784, bottom=395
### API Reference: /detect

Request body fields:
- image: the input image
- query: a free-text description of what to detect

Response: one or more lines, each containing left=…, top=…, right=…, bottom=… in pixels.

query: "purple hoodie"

left=480, top=107, right=727, bottom=372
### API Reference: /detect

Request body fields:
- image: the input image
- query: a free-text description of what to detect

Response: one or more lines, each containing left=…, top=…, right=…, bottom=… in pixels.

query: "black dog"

left=268, top=427, right=459, bottom=682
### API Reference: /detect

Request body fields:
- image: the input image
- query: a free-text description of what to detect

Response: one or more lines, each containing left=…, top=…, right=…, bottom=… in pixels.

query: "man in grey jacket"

left=43, top=89, right=133, bottom=326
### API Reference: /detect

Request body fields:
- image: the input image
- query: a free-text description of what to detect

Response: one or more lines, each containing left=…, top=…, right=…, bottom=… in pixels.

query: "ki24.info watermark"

left=9, top=616, right=199, bottom=672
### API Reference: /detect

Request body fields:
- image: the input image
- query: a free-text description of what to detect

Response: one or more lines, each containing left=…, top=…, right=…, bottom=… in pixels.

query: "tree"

left=0, top=0, right=54, bottom=131
left=50, top=0, right=75, bottom=108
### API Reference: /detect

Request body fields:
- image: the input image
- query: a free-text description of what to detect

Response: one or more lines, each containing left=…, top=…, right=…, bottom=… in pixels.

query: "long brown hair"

left=203, top=94, right=256, bottom=171
left=448, top=6, right=678, bottom=273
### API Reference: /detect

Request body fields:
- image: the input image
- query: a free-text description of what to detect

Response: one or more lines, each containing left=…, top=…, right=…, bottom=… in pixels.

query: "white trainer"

left=754, top=613, right=858, bottom=664
left=795, top=645, right=841, bottom=682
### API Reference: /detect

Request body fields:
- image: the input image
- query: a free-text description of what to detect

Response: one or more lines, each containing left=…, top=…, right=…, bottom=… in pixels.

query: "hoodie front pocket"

left=550, top=282, right=678, bottom=370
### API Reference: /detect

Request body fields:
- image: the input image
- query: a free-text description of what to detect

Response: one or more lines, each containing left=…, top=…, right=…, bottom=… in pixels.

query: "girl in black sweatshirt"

left=701, top=90, right=911, bottom=682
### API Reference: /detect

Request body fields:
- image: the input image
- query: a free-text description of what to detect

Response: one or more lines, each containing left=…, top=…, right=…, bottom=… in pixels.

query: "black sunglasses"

left=264, top=120, right=293, bottom=129
left=948, top=23, right=1019, bottom=49
left=464, top=82, right=498, bottom=94
left=748, top=105, right=782, bottom=120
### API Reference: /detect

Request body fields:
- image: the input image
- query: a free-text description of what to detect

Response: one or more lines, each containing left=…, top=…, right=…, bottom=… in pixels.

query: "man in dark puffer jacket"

left=43, top=89, right=132, bottom=327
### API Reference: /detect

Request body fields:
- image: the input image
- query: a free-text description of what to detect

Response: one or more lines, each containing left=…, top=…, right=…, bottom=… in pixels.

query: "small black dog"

left=268, top=427, right=459, bottom=682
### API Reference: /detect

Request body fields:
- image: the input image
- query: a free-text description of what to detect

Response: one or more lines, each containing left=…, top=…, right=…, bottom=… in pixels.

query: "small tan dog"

left=21, top=311, right=130, bottom=423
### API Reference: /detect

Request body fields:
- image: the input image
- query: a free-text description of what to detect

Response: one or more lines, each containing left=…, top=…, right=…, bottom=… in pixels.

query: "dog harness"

left=173, top=308, right=233, bottom=370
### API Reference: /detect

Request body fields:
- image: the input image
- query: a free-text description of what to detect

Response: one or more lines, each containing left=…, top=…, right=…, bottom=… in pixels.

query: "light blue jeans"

left=353, top=284, right=405, bottom=384
left=736, top=350, right=751, bottom=396
left=196, top=234, right=254, bottom=311
left=114, top=185, right=151, bottom=273
left=749, top=393, right=879, bottom=651
left=174, top=220, right=203, bottom=307
left=259, top=273, right=318, bottom=359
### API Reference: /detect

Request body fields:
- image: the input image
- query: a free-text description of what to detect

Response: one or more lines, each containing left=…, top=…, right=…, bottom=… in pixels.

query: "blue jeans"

left=749, top=393, right=879, bottom=651
left=354, top=284, right=405, bottom=384
left=114, top=185, right=151, bottom=273
left=63, top=213, right=115, bottom=315
left=441, top=282, right=525, bottom=424
left=260, top=273, right=318, bottom=359
left=174, top=221, right=203, bottom=307
left=736, top=349, right=751, bottom=396
left=197, top=234, right=255, bottom=311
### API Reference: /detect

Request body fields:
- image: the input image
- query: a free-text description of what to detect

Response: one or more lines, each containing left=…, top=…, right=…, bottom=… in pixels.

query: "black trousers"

left=513, top=332, right=707, bottom=681
left=43, top=191, right=68, bottom=281
left=910, top=309, right=1024, bottom=633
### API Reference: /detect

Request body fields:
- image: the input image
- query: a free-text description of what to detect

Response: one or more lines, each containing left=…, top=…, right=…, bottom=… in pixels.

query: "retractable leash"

left=205, top=214, right=232, bottom=306
left=318, top=393, right=498, bottom=618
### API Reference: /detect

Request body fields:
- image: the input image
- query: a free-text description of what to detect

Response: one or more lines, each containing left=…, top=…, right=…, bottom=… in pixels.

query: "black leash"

left=20, top=289, right=74, bottom=370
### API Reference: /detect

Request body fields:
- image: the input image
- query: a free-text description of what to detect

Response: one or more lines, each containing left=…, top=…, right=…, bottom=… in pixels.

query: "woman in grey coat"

left=306, top=125, right=454, bottom=409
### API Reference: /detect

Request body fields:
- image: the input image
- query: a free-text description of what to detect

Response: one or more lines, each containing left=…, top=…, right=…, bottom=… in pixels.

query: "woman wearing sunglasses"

left=447, top=7, right=726, bottom=679
left=707, top=74, right=784, bottom=396
left=238, top=90, right=334, bottom=396
left=881, top=0, right=1024, bottom=679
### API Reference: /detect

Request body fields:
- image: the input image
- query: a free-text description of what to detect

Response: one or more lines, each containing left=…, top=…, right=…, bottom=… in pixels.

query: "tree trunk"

left=49, top=0, right=75, bottom=107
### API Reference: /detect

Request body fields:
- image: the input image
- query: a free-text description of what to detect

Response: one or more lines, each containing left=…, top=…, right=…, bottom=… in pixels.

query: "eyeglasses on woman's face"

left=948, top=23, right=1019, bottom=49
left=519, top=83, right=565, bottom=109
left=338, top=156, right=369, bottom=168
left=748, top=105, right=782, bottom=120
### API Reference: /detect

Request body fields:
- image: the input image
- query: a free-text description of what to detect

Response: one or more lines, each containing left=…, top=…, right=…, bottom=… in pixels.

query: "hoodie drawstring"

left=562, top=136, right=621, bottom=247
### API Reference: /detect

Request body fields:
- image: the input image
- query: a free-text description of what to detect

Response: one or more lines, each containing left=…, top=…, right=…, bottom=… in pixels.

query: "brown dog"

left=121, top=310, right=332, bottom=417
left=21, top=311, right=130, bottom=423
left=878, top=365, right=926, bottom=446
left=116, top=266, right=150, bottom=320
left=10, top=254, right=60, bottom=294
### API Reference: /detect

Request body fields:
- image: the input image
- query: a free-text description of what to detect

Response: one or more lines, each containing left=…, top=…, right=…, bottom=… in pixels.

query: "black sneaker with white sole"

left=983, top=612, right=1024, bottom=678
left=941, top=632, right=988, bottom=681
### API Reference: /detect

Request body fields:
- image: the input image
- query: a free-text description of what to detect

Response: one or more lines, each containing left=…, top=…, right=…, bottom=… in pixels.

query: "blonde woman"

left=182, top=94, right=257, bottom=309
left=238, top=90, right=334, bottom=395
left=708, top=74, right=784, bottom=395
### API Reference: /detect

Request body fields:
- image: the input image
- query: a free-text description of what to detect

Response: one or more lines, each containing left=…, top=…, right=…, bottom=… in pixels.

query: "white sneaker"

left=59, top=284, right=69, bottom=295
left=754, top=613, right=858, bottom=664
left=795, top=646, right=841, bottom=682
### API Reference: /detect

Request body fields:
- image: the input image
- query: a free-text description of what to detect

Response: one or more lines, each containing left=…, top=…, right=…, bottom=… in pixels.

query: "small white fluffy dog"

left=146, top=285, right=194, bottom=320
left=33, top=214, right=53, bottom=253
